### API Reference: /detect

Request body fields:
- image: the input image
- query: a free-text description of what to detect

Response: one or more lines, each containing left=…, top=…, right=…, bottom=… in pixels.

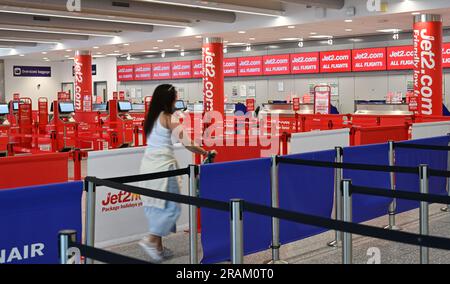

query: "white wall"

left=0, top=60, right=4, bottom=103
left=4, top=57, right=117, bottom=108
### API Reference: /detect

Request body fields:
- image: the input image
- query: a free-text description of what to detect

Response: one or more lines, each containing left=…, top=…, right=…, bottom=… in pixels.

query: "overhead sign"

left=192, top=60, right=203, bottom=78
left=290, top=52, right=320, bottom=74
left=263, top=54, right=290, bottom=75
left=13, top=66, right=51, bottom=77
left=171, top=61, right=192, bottom=79
left=133, top=64, right=152, bottom=81
left=223, top=58, right=238, bottom=77
left=352, top=48, right=387, bottom=72
left=246, top=98, right=255, bottom=112
left=387, top=46, right=414, bottom=70
left=152, top=62, right=171, bottom=80
left=238, top=56, right=263, bottom=76
left=320, top=50, right=352, bottom=73
left=117, top=65, right=134, bottom=81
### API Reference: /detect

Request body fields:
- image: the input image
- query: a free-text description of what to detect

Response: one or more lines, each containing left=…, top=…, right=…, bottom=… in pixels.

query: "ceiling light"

left=123, top=43, right=130, bottom=46
left=310, top=35, right=333, bottom=39
left=157, top=39, right=164, bottom=43
left=66, top=49, right=72, bottom=52
left=19, top=54, right=24, bottom=57
left=310, top=32, right=317, bottom=35
left=114, top=50, right=120, bottom=53
left=93, top=55, right=106, bottom=58
left=238, top=31, right=246, bottom=34
left=298, top=40, right=304, bottom=48
left=126, top=53, right=131, bottom=60
left=345, top=29, right=353, bottom=32
left=327, top=38, right=333, bottom=45
left=288, top=26, right=296, bottom=29
left=245, top=44, right=252, bottom=52
left=161, top=51, right=166, bottom=58
left=43, top=57, right=48, bottom=60
left=0, top=38, right=59, bottom=44
left=174, top=44, right=181, bottom=48
left=180, top=50, right=185, bottom=57
left=64, top=55, right=70, bottom=58
left=145, top=55, right=156, bottom=58
left=268, top=45, right=280, bottom=49
left=93, top=46, right=99, bottom=49
left=412, top=12, right=421, bottom=15
left=349, top=38, right=363, bottom=42
left=195, top=35, right=202, bottom=39
left=141, top=50, right=159, bottom=53
left=377, top=29, right=402, bottom=33
left=249, top=38, right=256, bottom=41
left=223, top=47, right=228, bottom=54
left=162, top=48, right=178, bottom=52
left=227, top=42, right=247, bottom=46
left=153, top=46, right=159, bottom=49
left=42, top=52, right=47, bottom=54
left=106, top=53, right=122, bottom=56
left=224, top=40, right=229, bottom=44
left=345, top=19, right=353, bottom=23
left=280, top=37, right=301, bottom=41
left=96, top=52, right=102, bottom=55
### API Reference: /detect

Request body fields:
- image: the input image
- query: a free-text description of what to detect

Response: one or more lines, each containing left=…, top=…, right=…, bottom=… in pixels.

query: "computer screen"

left=175, top=100, right=186, bottom=110
left=132, top=104, right=145, bottom=111
left=59, top=102, right=75, bottom=113
left=0, top=104, right=8, bottom=115
left=12, top=102, right=19, bottom=111
left=93, top=103, right=107, bottom=111
left=193, top=103, right=204, bottom=112
left=118, top=101, right=132, bottom=112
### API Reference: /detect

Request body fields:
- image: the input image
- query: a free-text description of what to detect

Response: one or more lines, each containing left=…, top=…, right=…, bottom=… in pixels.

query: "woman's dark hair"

left=144, top=84, right=177, bottom=137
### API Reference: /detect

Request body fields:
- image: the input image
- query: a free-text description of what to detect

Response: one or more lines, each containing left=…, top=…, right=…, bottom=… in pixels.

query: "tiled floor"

left=104, top=203, right=450, bottom=264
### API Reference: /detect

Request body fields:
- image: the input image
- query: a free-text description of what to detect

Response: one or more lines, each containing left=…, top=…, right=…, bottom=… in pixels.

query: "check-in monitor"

left=0, top=104, right=8, bottom=115
left=118, top=101, right=132, bottom=112
left=59, top=102, right=75, bottom=113
left=12, top=102, right=19, bottom=111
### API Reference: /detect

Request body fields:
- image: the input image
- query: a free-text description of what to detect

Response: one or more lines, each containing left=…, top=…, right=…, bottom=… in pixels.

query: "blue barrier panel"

left=344, top=143, right=392, bottom=223
left=0, top=182, right=82, bottom=264
left=395, top=136, right=450, bottom=213
left=200, top=158, right=272, bottom=264
left=279, top=150, right=335, bottom=245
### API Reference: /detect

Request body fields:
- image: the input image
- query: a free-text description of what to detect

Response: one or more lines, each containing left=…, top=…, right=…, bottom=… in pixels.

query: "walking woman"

left=139, top=84, right=214, bottom=263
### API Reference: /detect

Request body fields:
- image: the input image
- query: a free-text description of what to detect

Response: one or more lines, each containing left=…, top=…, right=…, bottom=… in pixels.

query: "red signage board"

left=192, top=60, right=203, bottom=78
left=292, top=97, right=300, bottom=111
left=246, top=98, right=255, bottom=112
left=290, top=52, right=320, bottom=74
left=387, top=46, right=414, bottom=70
left=443, top=43, right=450, bottom=68
left=320, top=50, right=352, bottom=73
left=314, top=85, right=331, bottom=114
left=117, top=65, right=134, bottom=81
left=352, top=48, right=387, bottom=72
left=134, top=64, right=152, bottom=81
left=152, top=63, right=171, bottom=80
left=238, top=56, right=263, bottom=76
left=13, top=93, right=20, bottom=101
left=171, top=61, right=192, bottom=79
left=223, top=58, right=238, bottom=77
left=263, top=54, right=290, bottom=75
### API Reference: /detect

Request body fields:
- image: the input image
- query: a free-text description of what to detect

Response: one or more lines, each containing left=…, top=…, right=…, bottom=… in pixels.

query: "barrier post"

left=385, top=141, right=401, bottom=230
left=328, top=147, right=343, bottom=247
left=58, top=230, right=77, bottom=264
left=230, top=199, right=244, bottom=264
left=419, top=164, right=429, bottom=264
left=84, top=179, right=96, bottom=264
left=268, top=156, right=288, bottom=264
left=189, top=165, right=198, bottom=264
left=342, top=179, right=353, bottom=264
left=441, top=133, right=450, bottom=212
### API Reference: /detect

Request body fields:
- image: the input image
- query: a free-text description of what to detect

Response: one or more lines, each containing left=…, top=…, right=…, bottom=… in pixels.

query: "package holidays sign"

left=413, top=18, right=443, bottom=116
left=100, top=190, right=143, bottom=213
left=263, top=54, right=290, bottom=75
left=152, top=63, right=171, bottom=80
left=133, top=64, right=152, bottom=80
left=387, top=46, right=414, bottom=70
left=290, top=52, right=320, bottom=74
left=117, top=65, right=134, bottom=81
left=352, top=48, right=387, bottom=72
left=171, top=61, right=192, bottom=79
left=238, top=56, right=263, bottom=76
left=13, top=66, right=51, bottom=77
left=320, top=50, right=352, bottom=73
left=224, top=58, right=238, bottom=77
left=192, top=60, right=203, bottom=78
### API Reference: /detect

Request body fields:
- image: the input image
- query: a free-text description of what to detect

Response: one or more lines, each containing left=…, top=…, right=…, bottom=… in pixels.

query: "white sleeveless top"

left=147, top=114, right=173, bottom=151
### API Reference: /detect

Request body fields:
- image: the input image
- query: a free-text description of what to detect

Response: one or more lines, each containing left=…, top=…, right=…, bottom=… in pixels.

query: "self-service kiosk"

left=0, top=104, right=10, bottom=156
left=108, top=99, right=134, bottom=148
left=50, top=100, right=78, bottom=151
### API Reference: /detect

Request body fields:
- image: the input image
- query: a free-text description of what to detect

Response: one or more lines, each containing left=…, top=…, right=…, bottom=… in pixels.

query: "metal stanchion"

left=328, top=147, right=343, bottom=247
left=230, top=199, right=244, bottom=264
left=441, top=133, right=450, bottom=212
left=342, top=179, right=353, bottom=264
left=58, top=230, right=77, bottom=264
left=385, top=140, right=401, bottom=230
left=267, top=156, right=288, bottom=264
left=419, top=164, right=429, bottom=264
left=84, top=180, right=96, bottom=264
left=189, top=165, right=198, bottom=264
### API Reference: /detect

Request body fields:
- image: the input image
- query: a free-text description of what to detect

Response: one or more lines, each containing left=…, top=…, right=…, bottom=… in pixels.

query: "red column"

left=202, top=37, right=224, bottom=116
left=74, top=51, right=93, bottom=112
left=413, top=14, right=443, bottom=116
